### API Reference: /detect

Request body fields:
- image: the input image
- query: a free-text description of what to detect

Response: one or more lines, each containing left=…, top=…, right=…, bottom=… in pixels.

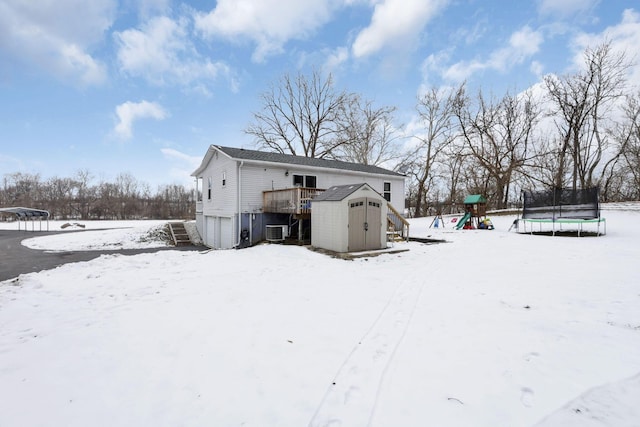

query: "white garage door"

left=220, top=217, right=234, bottom=249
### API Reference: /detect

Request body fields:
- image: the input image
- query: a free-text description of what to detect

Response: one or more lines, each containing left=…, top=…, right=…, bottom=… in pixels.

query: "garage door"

left=205, top=216, right=216, bottom=248
left=220, top=217, right=234, bottom=249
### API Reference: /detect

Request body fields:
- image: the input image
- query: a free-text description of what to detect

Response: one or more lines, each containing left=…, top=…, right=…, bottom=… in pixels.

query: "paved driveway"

left=0, top=229, right=205, bottom=282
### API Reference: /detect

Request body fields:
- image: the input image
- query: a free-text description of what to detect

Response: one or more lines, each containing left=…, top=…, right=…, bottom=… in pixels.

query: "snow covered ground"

left=1, top=206, right=639, bottom=426
left=1, top=219, right=171, bottom=251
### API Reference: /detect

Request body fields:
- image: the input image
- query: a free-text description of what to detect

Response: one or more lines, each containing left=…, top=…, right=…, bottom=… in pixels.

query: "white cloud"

left=115, top=16, right=232, bottom=91
left=160, top=148, right=200, bottom=166
left=323, top=46, right=350, bottom=74
left=194, top=0, right=339, bottom=62
left=0, top=0, right=114, bottom=85
left=442, top=26, right=544, bottom=82
left=537, top=0, right=599, bottom=18
left=137, top=0, right=171, bottom=18
left=571, top=9, right=640, bottom=88
left=351, top=0, right=449, bottom=58
left=114, top=101, right=169, bottom=141
left=160, top=148, right=202, bottom=186
left=530, top=60, right=544, bottom=78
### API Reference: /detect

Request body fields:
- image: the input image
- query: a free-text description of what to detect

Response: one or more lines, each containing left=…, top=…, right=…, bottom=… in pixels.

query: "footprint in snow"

left=521, top=387, right=534, bottom=407
left=343, top=386, right=361, bottom=404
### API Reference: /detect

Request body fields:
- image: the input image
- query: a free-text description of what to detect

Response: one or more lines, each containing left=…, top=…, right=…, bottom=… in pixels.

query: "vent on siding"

left=266, top=225, right=289, bottom=242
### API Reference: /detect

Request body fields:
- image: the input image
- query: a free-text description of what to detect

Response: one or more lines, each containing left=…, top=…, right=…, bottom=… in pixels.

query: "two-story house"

left=191, top=145, right=406, bottom=249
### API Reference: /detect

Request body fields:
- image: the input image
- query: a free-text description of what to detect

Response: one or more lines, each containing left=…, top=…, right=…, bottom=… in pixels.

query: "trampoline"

left=517, top=187, right=606, bottom=236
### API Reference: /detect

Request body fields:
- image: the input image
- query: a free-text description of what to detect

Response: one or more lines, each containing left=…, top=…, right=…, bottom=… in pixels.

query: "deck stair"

left=386, top=202, right=410, bottom=242
left=387, top=221, right=404, bottom=242
left=168, top=222, right=192, bottom=246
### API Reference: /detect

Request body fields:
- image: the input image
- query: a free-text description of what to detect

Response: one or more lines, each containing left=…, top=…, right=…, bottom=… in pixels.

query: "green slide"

left=455, top=212, right=471, bottom=230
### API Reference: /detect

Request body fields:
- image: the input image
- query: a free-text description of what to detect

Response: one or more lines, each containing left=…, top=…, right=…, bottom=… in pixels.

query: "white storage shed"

left=311, top=183, right=388, bottom=253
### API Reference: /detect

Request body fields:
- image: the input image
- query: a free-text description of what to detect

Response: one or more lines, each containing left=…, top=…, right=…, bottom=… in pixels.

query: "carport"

left=0, top=207, right=50, bottom=231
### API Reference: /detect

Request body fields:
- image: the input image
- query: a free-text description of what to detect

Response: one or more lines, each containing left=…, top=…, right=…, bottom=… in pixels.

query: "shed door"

left=348, top=197, right=382, bottom=252
left=349, top=198, right=366, bottom=252
left=365, top=199, right=382, bottom=250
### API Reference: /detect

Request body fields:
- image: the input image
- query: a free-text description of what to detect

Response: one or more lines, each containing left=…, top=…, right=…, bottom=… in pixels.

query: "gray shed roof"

left=214, top=145, right=404, bottom=177
left=313, top=183, right=382, bottom=202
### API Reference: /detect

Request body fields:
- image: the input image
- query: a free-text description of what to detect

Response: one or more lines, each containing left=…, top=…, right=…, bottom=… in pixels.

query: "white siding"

left=201, top=153, right=238, bottom=217
left=240, top=164, right=293, bottom=212
left=195, top=150, right=239, bottom=249
left=239, top=162, right=404, bottom=213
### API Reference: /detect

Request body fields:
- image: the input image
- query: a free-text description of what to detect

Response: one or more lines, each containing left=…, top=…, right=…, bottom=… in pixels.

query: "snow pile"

left=1, top=208, right=639, bottom=426
left=534, top=373, right=640, bottom=427
left=20, top=222, right=172, bottom=251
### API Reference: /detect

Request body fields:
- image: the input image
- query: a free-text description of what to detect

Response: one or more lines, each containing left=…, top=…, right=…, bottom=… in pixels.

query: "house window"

left=222, top=171, right=226, bottom=187
left=207, top=177, right=212, bottom=200
left=383, top=182, right=391, bottom=202
left=196, top=178, right=203, bottom=201
left=293, top=174, right=317, bottom=188
left=305, top=175, right=316, bottom=188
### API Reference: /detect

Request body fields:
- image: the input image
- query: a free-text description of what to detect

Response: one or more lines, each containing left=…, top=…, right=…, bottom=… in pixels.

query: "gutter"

left=235, top=160, right=244, bottom=247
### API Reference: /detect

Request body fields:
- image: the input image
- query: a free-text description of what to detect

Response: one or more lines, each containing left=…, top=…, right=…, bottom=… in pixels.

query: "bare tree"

left=400, top=86, right=459, bottom=217
left=518, top=134, right=559, bottom=190
left=331, top=95, right=402, bottom=166
left=73, top=169, right=96, bottom=220
left=246, top=70, right=350, bottom=158
left=453, top=86, right=540, bottom=208
left=544, top=41, right=629, bottom=190
left=44, top=177, right=76, bottom=218
left=439, top=142, right=467, bottom=213
left=3, top=172, right=42, bottom=206
left=605, top=90, right=640, bottom=200
left=0, top=171, right=195, bottom=220
left=115, top=173, right=140, bottom=219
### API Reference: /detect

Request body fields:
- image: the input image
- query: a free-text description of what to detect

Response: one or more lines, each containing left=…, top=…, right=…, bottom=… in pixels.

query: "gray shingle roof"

left=313, top=184, right=370, bottom=202
left=216, top=145, right=403, bottom=177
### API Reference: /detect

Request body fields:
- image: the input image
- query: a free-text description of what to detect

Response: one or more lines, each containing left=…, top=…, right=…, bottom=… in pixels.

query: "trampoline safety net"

left=522, top=187, right=600, bottom=220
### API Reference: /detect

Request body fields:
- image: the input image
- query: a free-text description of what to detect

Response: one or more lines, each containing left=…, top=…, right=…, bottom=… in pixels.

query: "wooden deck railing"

left=263, top=188, right=410, bottom=240
left=387, top=202, right=410, bottom=241
left=263, top=187, right=325, bottom=215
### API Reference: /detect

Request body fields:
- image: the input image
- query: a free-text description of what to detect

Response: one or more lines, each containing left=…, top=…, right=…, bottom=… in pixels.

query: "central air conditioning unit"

left=266, top=224, right=289, bottom=242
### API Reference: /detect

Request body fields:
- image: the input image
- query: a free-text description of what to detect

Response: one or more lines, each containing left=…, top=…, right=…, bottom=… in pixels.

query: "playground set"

left=454, top=194, right=494, bottom=230
left=430, top=195, right=494, bottom=230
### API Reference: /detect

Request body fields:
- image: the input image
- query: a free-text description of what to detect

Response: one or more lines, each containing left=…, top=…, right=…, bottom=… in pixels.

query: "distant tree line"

left=247, top=42, right=640, bottom=216
left=0, top=170, right=194, bottom=220
left=3, top=42, right=639, bottom=221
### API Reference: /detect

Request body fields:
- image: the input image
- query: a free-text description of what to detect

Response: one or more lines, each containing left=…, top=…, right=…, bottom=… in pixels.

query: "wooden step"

left=168, top=222, right=192, bottom=246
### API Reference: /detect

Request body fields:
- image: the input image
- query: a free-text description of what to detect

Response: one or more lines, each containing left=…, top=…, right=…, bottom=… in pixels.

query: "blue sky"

left=1, top=0, right=639, bottom=189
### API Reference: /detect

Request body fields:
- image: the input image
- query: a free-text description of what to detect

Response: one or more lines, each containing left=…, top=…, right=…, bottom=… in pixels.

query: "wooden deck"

left=263, top=187, right=410, bottom=240
left=263, top=187, right=326, bottom=215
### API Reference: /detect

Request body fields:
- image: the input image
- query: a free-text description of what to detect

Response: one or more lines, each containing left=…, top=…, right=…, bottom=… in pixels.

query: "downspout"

left=235, top=160, right=244, bottom=247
